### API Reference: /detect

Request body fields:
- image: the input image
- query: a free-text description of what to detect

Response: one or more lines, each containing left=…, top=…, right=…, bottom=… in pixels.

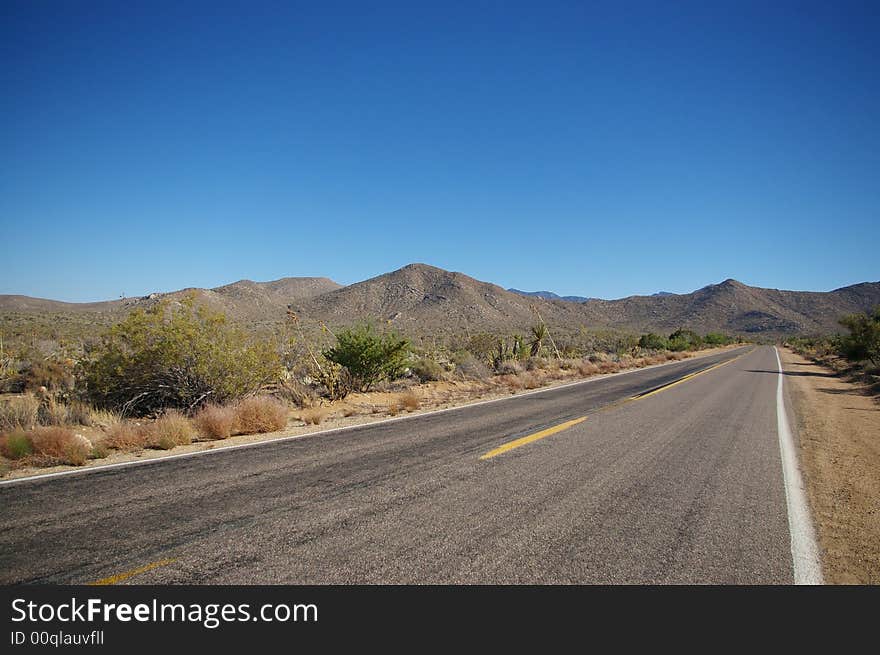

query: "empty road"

left=0, top=345, right=817, bottom=584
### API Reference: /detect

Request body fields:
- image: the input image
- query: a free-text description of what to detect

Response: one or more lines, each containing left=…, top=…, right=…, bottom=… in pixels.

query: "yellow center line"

left=87, top=558, right=177, bottom=586
left=479, top=349, right=752, bottom=461
left=629, top=351, right=747, bottom=401
left=479, top=416, right=587, bottom=461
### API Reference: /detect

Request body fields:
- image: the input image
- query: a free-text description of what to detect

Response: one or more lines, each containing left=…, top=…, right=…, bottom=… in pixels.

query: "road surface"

left=0, top=345, right=813, bottom=584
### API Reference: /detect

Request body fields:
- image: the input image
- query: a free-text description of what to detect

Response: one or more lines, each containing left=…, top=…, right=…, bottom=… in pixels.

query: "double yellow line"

left=479, top=352, right=747, bottom=461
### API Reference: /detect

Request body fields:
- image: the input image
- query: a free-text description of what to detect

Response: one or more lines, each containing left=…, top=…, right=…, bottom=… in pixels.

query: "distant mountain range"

left=508, top=289, right=597, bottom=303
left=2, top=263, right=878, bottom=340
left=508, top=288, right=675, bottom=302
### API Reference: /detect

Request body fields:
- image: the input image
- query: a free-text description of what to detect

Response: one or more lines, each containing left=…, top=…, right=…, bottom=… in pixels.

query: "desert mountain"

left=0, top=276, right=341, bottom=333
left=3, top=264, right=878, bottom=342
left=290, top=265, right=880, bottom=337
left=289, top=264, right=589, bottom=334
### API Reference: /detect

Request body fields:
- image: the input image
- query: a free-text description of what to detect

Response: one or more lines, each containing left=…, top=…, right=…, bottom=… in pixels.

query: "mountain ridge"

left=2, top=264, right=878, bottom=339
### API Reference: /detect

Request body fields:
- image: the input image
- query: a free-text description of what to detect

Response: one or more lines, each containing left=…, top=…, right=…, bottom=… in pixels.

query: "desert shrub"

left=79, top=295, right=282, bottom=416
left=0, top=430, right=33, bottom=459
left=22, top=357, right=75, bottom=394
left=90, top=442, right=110, bottom=459
left=496, top=360, right=523, bottom=376
left=234, top=396, right=289, bottom=434
left=277, top=378, right=319, bottom=408
left=410, top=356, right=444, bottom=382
left=37, top=396, right=70, bottom=426
left=667, top=329, right=703, bottom=352
left=306, top=357, right=353, bottom=401
left=464, top=333, right=501, bottom=366
left=194, top=403, right=238, bottom=440
left=66, top=401, right=93, bottom=426
left=638, top=333, right=668, bottom=350
left=703, top=332, right=733, bottom=346
left=577, top=361, right=599, bottom=376
left=29, top=427, right=91, bottom=465
left=521, top=373, right=541, bottom=389
left=452, top=351, right=491, bottom=380
left=88, top=408, right=121, bottom=430
left=838, top=307, right=880, bottom=366
left=525, top=357, right=548, bottom=371
left=323, top=323, right=410, bottom=391
left=151, top=410, right=195, bottom=449
left=299, top=406, right=328, bottom=425
left=598, top=361, right=620, bottom=374
left=497, top=374, right=523, bottom=391
left=104, top=421, right=152, bottom=451
left=399, top=390, right=420, bottom=411
left=0, top=394, right=40, bottom=431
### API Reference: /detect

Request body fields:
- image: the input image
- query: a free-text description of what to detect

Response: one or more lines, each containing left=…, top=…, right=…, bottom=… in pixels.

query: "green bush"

left=838, top=307, right=880, bottom=366
left=667, top=329, right=703, bottom=351
left=323, top=323, right=411, bottom=391
left=79, top=295, right=282, bottom=416
left=638, top=333, right=668, bottom=350
left=703, top=332, right=733, bottom=346
left=0, top=430, right=33, bottom=459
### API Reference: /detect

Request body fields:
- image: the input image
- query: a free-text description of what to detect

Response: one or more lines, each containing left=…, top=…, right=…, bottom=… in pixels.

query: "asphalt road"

left=0, top=345, right=800, bottom=584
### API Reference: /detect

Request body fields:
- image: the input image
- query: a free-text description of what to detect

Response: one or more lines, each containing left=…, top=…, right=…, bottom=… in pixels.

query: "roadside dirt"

left=0, top=346, right=740, bottom=481
left=781, top=347, right=880, bottom=584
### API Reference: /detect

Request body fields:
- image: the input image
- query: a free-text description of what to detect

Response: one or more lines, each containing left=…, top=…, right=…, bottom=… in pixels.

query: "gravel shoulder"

left=780, top=347, right=880, bottom=584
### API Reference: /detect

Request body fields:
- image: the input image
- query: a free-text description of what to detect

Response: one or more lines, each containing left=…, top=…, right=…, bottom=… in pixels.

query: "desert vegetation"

left=0, top=293, right=744, bottom=475
left=786, top=306, right=880, bottom=396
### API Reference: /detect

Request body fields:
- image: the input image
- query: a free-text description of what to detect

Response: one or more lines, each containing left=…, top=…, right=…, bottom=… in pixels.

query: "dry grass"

left=521, top=372, right=542, bottom=389
left=29, top=397, right=96, bottom=428
left=88, top=408, right=121, bottom=430
left=496, top=361, right=524, bottom=376
left=151, top=410, right=195, bottom=450
left=66, top=401, right=93, bottom=426
left=194, top=403, right=237, bottom=440
left=103, top=421, right=153, bottom=451
left=0, top=394, right=40, bottom=431
left=597, top=361, right=621, bottom=374
left=235, top=396, right=289, bottom=434
left=577, top=361, right=599, bottom=376
left=399, top=390, right=421, bottom=411
left=28, top=427, right=91, bottom=466
left=342, top=406, right=359, bottom=417
left=299, top=406, right=328, bottom=425
left=497, top=374, right=524, bottom=392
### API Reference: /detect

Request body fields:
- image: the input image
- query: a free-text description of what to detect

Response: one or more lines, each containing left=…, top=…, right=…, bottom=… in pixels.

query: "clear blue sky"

left=2, top=1, right=877, bottom=302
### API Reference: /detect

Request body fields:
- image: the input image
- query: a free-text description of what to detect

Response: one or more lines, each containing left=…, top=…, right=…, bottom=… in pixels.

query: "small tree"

left=838, top=307, right=880, bottom=367
left=323, top=323, right=410, bottom=391
left=80, top=295, right=281, bottom=415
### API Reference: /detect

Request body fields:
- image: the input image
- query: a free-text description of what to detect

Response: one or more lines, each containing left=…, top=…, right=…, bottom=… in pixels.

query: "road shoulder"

left=780, top=347, right=880, bottom=583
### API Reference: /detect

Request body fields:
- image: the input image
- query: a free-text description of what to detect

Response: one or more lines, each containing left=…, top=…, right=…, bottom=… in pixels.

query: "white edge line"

left=774, top=346, right=824, bottom=585
left=0, top=346, right=751, bottom=487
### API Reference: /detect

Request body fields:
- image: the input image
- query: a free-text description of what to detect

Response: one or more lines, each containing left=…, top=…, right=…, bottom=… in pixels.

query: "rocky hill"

left=3, top=265, right=878, bottom=345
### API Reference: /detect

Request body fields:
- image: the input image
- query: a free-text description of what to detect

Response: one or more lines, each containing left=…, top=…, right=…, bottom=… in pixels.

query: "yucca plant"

left=530, top=323, right=547, bottom=357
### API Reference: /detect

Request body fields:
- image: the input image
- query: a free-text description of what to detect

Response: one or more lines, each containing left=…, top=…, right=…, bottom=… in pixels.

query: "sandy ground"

left=781, top=347, right=880, bottom=584
left=0, top=346, right=739, bottom=481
